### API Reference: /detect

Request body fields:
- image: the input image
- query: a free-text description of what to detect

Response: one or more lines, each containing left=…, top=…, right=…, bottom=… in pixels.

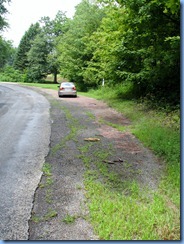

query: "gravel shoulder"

left=28, top=88, right=164, bottom=240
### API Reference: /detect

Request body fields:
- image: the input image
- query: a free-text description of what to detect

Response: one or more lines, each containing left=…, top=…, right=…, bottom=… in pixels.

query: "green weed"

left=44, top=209, right=58, bottom=221
left=42, top=163, right=52, bottom=177
left=62, top=214, right=76, bottom=224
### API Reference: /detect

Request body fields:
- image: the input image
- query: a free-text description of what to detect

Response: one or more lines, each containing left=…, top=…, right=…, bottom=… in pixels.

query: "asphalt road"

left=0, top=83, right=51, bottom=240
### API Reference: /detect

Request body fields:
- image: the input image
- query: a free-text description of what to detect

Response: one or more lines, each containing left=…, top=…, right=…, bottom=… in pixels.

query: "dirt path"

left=28, top=88, right=164, bottom=240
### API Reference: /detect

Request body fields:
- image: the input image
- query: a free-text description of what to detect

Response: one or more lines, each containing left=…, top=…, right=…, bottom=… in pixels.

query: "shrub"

left=0, top=66, right=25, bottom=82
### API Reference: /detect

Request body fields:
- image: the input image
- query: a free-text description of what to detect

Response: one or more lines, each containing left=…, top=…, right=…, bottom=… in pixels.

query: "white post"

left=102, top=78, right=105, bottom=86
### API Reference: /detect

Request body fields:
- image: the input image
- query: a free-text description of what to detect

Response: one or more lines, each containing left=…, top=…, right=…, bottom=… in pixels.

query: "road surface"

left=0, top=83, right=50, bottom=240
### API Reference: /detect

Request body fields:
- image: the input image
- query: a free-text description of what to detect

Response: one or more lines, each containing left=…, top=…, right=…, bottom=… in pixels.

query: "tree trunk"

left=53, top=71, right=57, bottom=84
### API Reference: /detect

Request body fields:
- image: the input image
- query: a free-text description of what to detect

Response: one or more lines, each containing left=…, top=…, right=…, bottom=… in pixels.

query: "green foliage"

left=27, top=33, right=50, bottom=81
left=83, top=5, right=126, bottom=86
left=40, top=11, right=70, bottom=83
left=0, top=0, right=11, bottom=32
left=114, top=0, right=180, bottom=104
left=13, top=23, right=41, bottom=71
left=57, top=0, right=105, bottom=90
left=0, top=37, right=16, bottom=68
left=62, top=214, right=76, bottom=224
left=55, top=0, right=180, bottom=105
left=3, top=0, right=180, bottom=104
left=0, top=66, right=25, bottom=82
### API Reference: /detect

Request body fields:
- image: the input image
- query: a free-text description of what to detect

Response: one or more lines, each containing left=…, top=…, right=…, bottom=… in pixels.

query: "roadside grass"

left=21, top=82, right=180, bottom=240
left=83, top=86, right=180, bottom=206
left=79, top=86, right=180, bottom=240
left=19, top=82, right=59, bottom=90
left=79, top=142, right=180, bottom=240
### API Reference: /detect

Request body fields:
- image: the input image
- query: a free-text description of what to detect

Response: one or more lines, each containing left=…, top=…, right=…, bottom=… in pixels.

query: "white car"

left=58, top=82, right=77, bottom=97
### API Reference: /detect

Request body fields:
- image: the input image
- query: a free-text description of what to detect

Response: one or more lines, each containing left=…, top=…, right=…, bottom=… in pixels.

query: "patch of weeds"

left=79, top=136, right=180, bottom=240
left=46, top=189, right=52, bottom=204
left=76, top=184, right=83, bottom=190
left=62, top=214, right=77, bottom=224
left=38, top=183, right=45, bottom=188
left=44, top=209, right=58, bottom=221
left=31, top=215, right=42, bottom=223
left=42, top=163, right=52, bottom=177
left=31, top=209, right=58, bottom=223
left=51, top=105, right=82, bottom=155
left=85, top=111, right=95, bottom=120
left=85, top=180, right=180, bottom=240
left=99, top=118, right=129, bottom=132
left=46, top=177, right=53, bottom=186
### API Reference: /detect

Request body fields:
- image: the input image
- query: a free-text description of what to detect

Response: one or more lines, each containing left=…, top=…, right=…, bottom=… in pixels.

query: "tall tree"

left=57, top=0, right=105, bottom=90
left=27, top=32, right=49, bottom=81
left=0, top=37, right=15, bottom=68
left=0, top=0, right=11, bottom=32
left=40, top=11, right=70, bottom=83
left=84, top=0, right=180, bottom=104
left=83, top=4, right=125, bottom=86
left=13, top=23, right=41, bottom=71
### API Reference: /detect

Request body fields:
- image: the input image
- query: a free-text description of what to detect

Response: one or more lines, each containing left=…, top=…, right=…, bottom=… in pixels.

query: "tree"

left=0, top=0, right=13, bottom=69
left=13, top=23, right=41, bottom=71
left=40, top=11, right=70, bottom=83
left=0, top=0, right=11, bottom=32
left=0, top=37, right=15, bottom=68
left=83, top=4, right=125, bottom=87
left=84, top=0, right=180, bottom=104
left=57, top=0, right=105, bottom=90
left=27, top=33, right=50, bottom=81
left=115, top=0, right=180, bottom=104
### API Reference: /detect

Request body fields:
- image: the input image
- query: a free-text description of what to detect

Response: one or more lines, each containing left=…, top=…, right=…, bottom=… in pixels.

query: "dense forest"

left=0, top=0, right=180, bottom=106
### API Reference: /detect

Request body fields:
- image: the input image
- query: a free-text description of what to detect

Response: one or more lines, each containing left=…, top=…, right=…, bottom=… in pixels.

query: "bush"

left=0, top=66, right=25, bottom=82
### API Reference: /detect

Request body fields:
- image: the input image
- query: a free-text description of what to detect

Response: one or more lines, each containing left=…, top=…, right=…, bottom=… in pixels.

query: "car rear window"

left=61, top=82, right=74, bottom=87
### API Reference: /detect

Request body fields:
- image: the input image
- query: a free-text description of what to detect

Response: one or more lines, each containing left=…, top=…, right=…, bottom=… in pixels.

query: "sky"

left=2, top=0, right=82, bottom=47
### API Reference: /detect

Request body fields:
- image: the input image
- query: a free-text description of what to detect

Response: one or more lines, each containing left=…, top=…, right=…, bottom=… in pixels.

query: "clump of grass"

left=44, top=209, right=58, bottom=221
left=62, top=214, right=76, bottom=224
left=31, top=209, right=58, bottom=223
left=42, top=163, right=52, bottom=177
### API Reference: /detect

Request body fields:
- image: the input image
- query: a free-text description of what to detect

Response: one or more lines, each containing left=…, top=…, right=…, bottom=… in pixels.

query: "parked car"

left=58, top=82, right=77, bottom=97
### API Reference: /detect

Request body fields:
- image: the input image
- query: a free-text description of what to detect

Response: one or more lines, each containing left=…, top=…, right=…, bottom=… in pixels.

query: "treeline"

left=0, top=0, right=180, bottom=106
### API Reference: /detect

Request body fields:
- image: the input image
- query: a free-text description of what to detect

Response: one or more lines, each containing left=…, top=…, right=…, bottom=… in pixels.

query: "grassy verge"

left=19, top=82, right=59, bottom=90
left=78, top=140, right=180, bottom=240
left=81, top=86, right=180, bottom=205
left=80, top=86, right=180, bottom=240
